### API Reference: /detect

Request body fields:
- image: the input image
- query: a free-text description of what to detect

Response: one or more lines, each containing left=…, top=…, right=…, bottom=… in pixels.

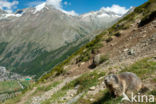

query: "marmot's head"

left=104, top=74, right=119, bottom=88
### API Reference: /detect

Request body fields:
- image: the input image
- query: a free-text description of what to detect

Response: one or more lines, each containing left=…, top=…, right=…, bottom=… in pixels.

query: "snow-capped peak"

left=32, top=2, right=78, bottom=16
left=33, top=3, right=49, bottom=14
left=81, top=9, right=122, bottom=19
left=0, top=9, right=23, bottom=20
left=81, top=5, right=129, bottom=19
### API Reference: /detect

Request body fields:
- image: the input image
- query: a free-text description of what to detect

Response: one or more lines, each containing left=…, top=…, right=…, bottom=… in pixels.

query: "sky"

left=0, top=0, right=148, bottom=15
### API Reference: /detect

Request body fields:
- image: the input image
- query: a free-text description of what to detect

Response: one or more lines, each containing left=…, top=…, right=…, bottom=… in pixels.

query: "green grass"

left=99, top=55, right=109, bottom=65
left=40, top=0, right=156, bottom=82
left=3, top=82, right=35, bottom=104
left=150, top=90, right=156, bottom=96
left=34, top=80, right=61, bottom=95
left=153, top=78, right=156, bottom=83
left=4, top=95, right=22, bottom=104
left=63, top=71, right=105, bottom=93
left=121, top=58, right=156, bottom=79
left=38, top=0, right=156, bottom=83
left=20, top=80, right=30, bottom=88
left=75, top=90, right=121, bottom=104
left=92, top=90, right=121, bottom=104
left=76, top=57, right=156, bottom=104
left=41, top=90, right=67, bottom=104
left=42, top=71, right=105, bottom=104
left=39, top=0, right=156, bottom=81
left=0, top=80, right=21, bottom=94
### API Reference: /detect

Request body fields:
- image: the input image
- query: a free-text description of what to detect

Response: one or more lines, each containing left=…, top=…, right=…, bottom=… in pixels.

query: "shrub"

left=114, top=32, right=121, bottom=37
left=150, top=90, right=156, bottom=96
left=106, top=36, right=113, bottom=43
left=138, top=10, right=156, bottom=27
left=76, top=50, right=91, bottom=63
left=100, top=55, right=109, bottom=64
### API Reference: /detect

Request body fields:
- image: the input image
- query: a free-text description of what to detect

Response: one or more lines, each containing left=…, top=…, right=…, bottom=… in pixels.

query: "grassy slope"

left=39, top=0, right=156, bottom=82
left=0, top=80, right=30, bottom=94
left=40, top=57, right=156, bottom=104
left=39, top=0, right=156, bottom=103
left=77, top=57, right=156, bottom=104
left=0, top=81, right=20, bottom=94
left=3, top=0, right=156, bottom=104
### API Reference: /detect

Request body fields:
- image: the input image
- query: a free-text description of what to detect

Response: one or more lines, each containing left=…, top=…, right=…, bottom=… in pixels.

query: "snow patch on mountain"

left=81, top=5, right=129, bottom=19
left=0, top=13, right=22, bottom=20
left=33, top=3, right=49, bottom=14
left=3, top=13, right=22, bottom=18
left=31, top=1, right=78, bottom=16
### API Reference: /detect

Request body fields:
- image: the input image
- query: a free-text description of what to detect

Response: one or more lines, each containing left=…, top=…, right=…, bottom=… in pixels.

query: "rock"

left=70, top=94, right=74, bottom=97
left=98, top=77, right=104, bottom=80
left=153, top=56, right=156, bottom=59
left=128, top=49, right=135, bottom=55
left=150, top=38, right=155, bottom=41
left=81, top=62, right=85, bottom=65
left=89, top=86, right=96, bottom=91
left=93, top=54, right=108, bottom=66
left=110, top=43, right=114, bottom=46
left=75, top=85, right=80, bottom=89
left=62, top=97, right=67, bottom=100
left=64, top=65, right=69, bottom=69
left=141, top=35, right=146, bottom=38
left=90, top=98, right=94, bottom=102
left=123, top=48, right=128, bottom=52
left=93, top=54, right=101, bottom=66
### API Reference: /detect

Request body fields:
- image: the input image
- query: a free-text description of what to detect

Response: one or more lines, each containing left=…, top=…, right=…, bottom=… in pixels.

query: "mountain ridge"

left=0, top=3, right=123, bottom=78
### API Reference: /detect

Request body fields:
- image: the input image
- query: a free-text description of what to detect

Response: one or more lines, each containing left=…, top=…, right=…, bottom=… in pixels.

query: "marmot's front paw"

left=114, top=90, right=122, bottom=97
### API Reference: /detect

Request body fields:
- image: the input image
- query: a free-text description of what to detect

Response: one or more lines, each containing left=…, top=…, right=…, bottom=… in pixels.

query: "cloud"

left=27, top=1, right=45, bottom=7
left=101, top=4, right=129, bottom=15
left=64, top=1, right=71, bottom=6
left=64, top=1, right=68, bottom=5
left=46, top=0, right=62, bottom=9
left=62, top=10, right=78, bottom=16
left=0, top=0, right=19, bottom=13
left=45, top=0, right=78, bottom=16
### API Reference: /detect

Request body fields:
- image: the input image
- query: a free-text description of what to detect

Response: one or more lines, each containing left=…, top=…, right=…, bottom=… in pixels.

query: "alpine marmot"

left=104, top=72, right=143, bottom=96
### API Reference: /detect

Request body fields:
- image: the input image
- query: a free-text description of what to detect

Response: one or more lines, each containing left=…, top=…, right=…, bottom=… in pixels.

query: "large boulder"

left=92, top=54, right=109, bottom=66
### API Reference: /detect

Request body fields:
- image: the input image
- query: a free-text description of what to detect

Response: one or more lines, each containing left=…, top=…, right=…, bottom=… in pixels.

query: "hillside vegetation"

left=3, top=0, right=156, bottom=104
left=39, top=0, right=156, bottom=82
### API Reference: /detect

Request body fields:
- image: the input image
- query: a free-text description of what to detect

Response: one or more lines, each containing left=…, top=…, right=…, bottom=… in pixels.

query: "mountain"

left=80, top=8, right=122, bottom=29
left=0, top=3, right=121, bottom=78
left=2, top=0, right=156, bottom=103
left=0, top=9, right=6, bottom=14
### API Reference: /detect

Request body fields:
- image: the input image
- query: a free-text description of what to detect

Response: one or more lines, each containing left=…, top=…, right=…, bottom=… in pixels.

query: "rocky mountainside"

left=0, top=3, right=123, bottom=78
left=3, top=0, right=156, bottom=104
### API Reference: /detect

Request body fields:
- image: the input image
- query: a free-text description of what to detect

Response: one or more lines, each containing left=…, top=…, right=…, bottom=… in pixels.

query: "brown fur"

left=104, top=72, right=143, bottom=96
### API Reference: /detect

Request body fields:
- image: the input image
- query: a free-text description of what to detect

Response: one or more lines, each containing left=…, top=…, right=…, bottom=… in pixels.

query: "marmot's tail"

left=140, top=85, right=149, bottom=93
